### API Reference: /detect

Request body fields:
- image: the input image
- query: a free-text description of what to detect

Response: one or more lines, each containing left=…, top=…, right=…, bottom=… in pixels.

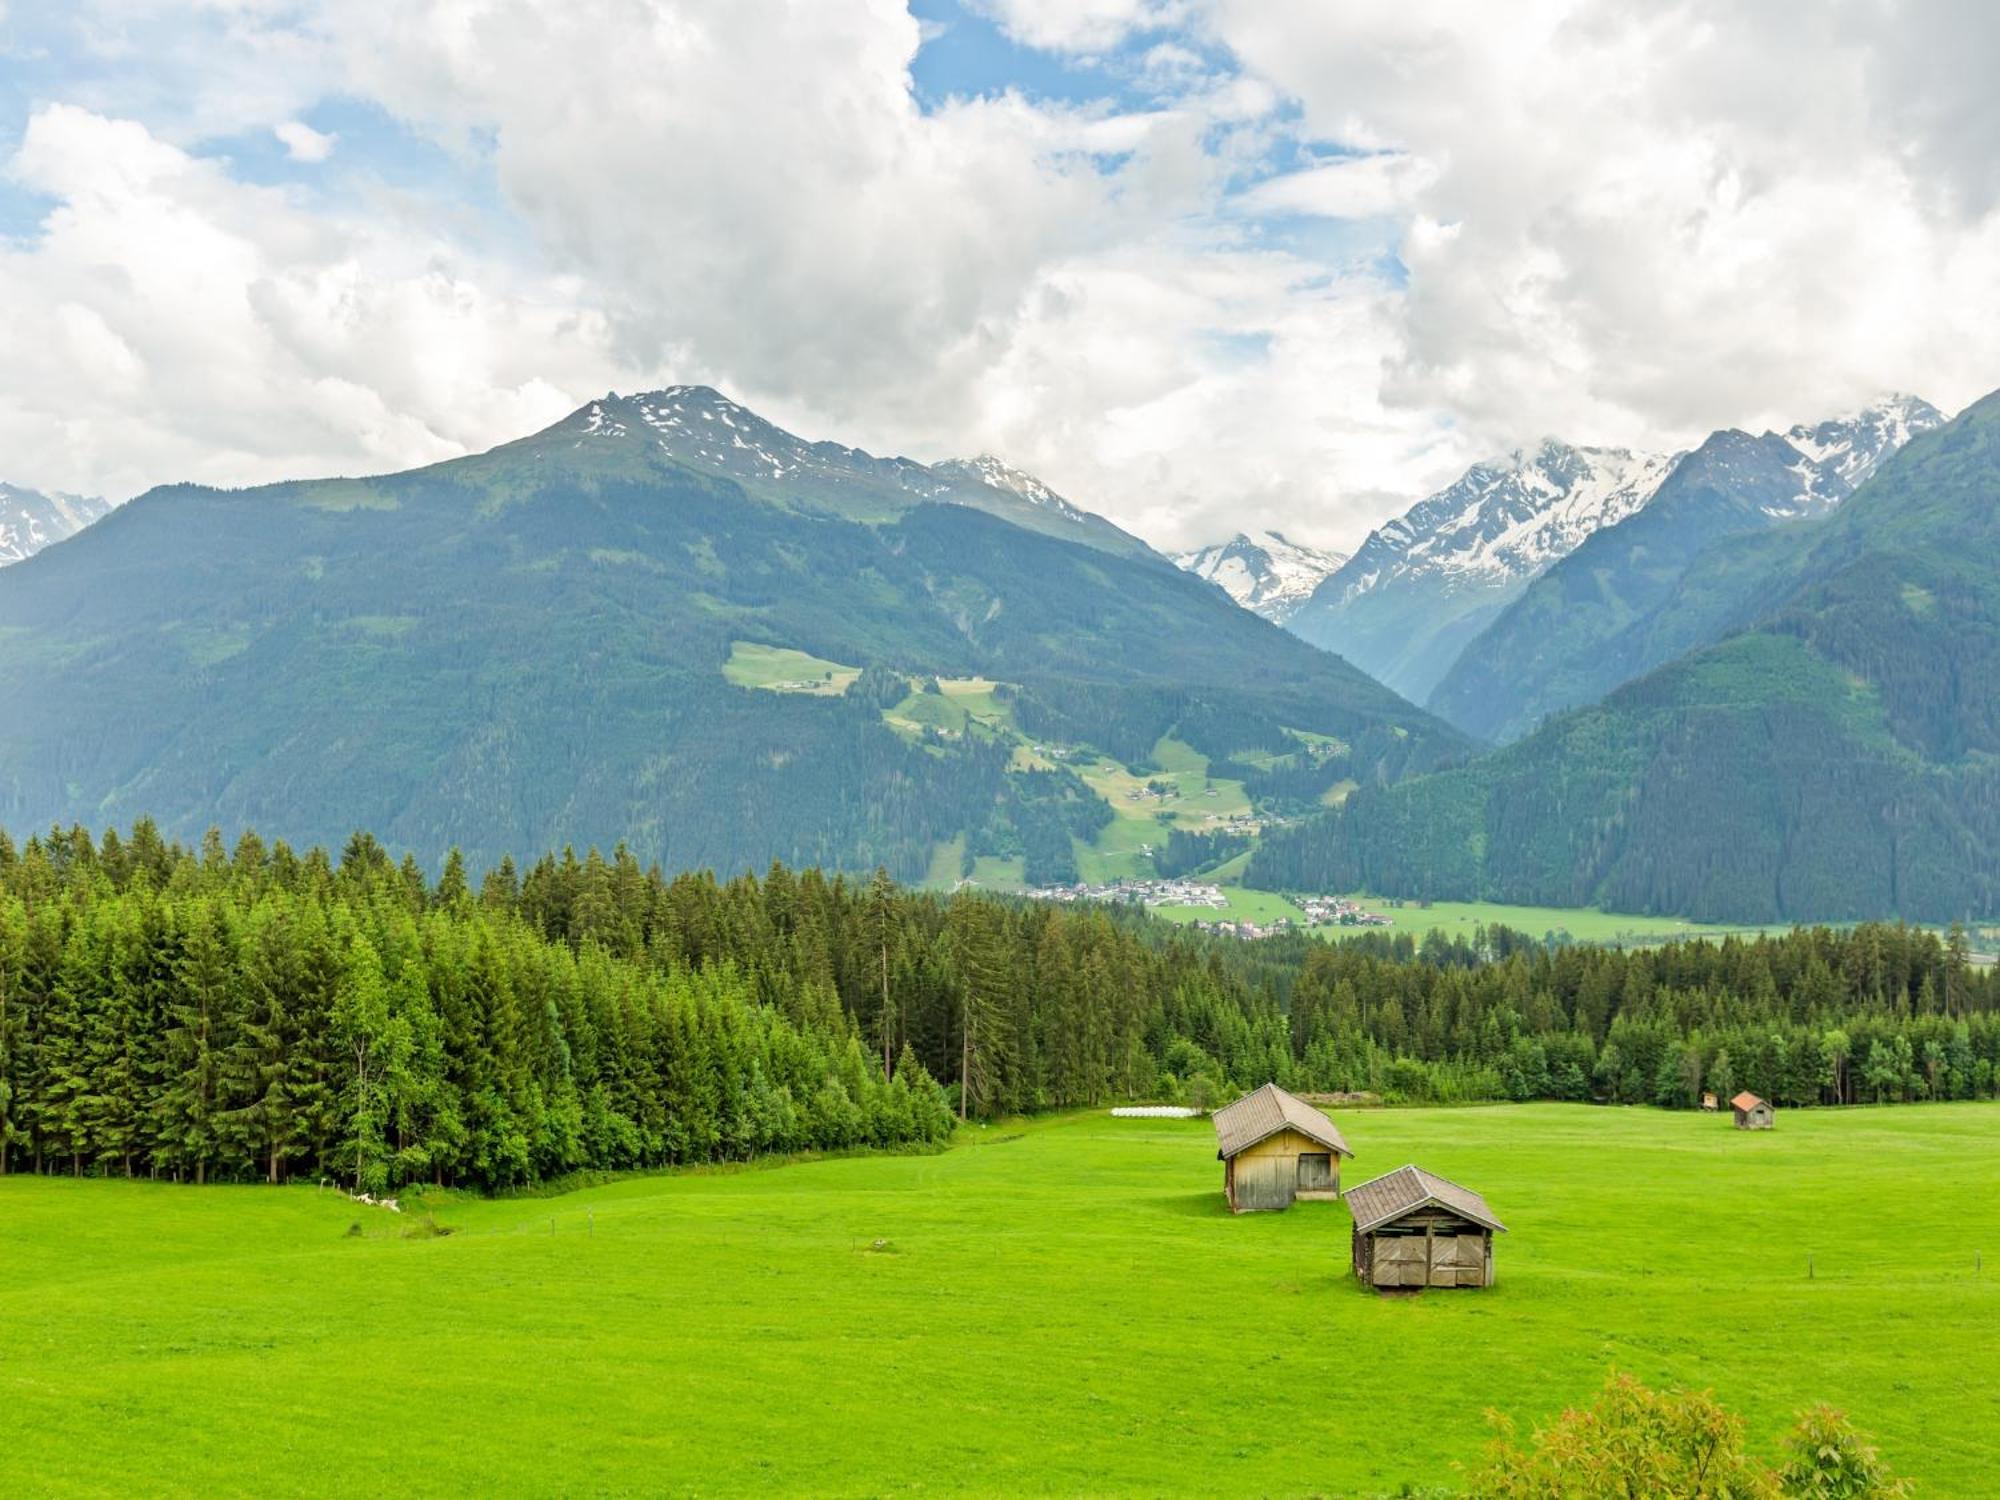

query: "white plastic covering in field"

left=1109, top=1106, right=1201, bottom=1118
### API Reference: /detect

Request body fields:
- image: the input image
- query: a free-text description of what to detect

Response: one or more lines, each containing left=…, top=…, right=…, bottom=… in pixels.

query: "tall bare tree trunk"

left=959, top=1002, right=970, bottom=1124
left=881, top=943, right=892, bottom=1081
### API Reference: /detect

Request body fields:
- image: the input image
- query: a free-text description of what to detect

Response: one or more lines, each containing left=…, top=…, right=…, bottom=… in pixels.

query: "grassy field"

left=1318, top=894, right=1785, bottom=945
left=1071, top=737, right=1253, bottom=885
left=1151, top=886, right=1308, bottom=925
left=720, top=640, right=860, bottom=694
left=3, top=1104, right=1995, bottom=1496
left=1138, top=889, right=1764, bottom=942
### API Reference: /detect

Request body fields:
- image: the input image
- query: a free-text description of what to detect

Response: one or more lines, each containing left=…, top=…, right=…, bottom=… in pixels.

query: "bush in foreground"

left=1460, top=1374, right=1908, bottom=1499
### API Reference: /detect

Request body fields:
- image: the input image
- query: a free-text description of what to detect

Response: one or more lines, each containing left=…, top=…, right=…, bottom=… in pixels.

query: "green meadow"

left=720, top=640, right=860, bottom=694
left=4, top=1103, right=1996, bottom=1496
left=1313, top=894, right=1784, bottom=945
left=1140, top=888, right=1768, bottom=944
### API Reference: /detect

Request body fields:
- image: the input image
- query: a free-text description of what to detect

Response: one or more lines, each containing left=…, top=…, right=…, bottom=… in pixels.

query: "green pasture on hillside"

left=720, top=640, right=860, bottom=694
left=1071, top=736, right=1253, bottom=885
left=3, top=1104, right=1996, bottom=1495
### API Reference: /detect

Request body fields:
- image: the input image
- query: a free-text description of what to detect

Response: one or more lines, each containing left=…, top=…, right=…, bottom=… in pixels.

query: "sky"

left=0, top=1, right=1996, bottom=552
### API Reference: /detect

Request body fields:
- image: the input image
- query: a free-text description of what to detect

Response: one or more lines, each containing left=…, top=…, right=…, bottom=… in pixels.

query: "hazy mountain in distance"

left=0, top=481, right=112, bottom=565
left=1174, top=531, right=1348, bottom=624
left=1286, top=440, right=1682, bottom=703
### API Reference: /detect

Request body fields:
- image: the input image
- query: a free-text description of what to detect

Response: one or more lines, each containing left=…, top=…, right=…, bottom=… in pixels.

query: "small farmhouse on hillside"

left=1213, top=1083, right=1352, bottom=1212
left=1732, top=1091, right=1774, bottom=1129
left=1347, top=1164, right=1505, bottom=1290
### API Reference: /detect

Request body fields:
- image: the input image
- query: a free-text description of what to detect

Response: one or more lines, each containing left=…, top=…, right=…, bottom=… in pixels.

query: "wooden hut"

left=1212, top=1083, right=1352, bottom=1212
left=1347, top=1165, right=1505, bottom=1290
left=1731, top=1091, right=1774, bottom=1129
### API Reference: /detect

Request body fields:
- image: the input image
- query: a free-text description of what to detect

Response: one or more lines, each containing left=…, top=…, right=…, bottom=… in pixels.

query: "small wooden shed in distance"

left=1347, top=1165, right=1506, bottom=1290
left=1731, top=1091, right=1774, bottom=1129
left=1213, top=1083, right=1353, bottom=1212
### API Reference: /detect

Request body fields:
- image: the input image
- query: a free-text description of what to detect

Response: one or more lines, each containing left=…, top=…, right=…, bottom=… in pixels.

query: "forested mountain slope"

left=1429, top=397, right=1943, bottom=742
left=0, top=391, right=1464, bottom=880
left=1247, top=389, right=2000, bottom=924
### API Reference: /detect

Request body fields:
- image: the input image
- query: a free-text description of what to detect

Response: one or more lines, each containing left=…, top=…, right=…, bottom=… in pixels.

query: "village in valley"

left=1017, top=878, right=1397, bottom=939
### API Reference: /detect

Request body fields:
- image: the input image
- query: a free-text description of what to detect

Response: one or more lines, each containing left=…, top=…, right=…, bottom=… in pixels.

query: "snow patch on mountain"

left=1326, top=440, right=1685, bottom=609
left=1174, top=531, right=1348, bottom=623
left=0, top=482, right=112, bottom=566
left=1775, top=393, right=1945, bottom=498
left=542, top=387, right=1149, bottom=556
left=933, top=455, right=1090, bottom=523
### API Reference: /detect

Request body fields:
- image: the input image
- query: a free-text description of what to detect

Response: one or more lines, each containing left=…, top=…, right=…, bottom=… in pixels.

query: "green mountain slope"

left=0, top=391, right=1465, bottom=879
left=1247, top=390, right=2000, bottom=923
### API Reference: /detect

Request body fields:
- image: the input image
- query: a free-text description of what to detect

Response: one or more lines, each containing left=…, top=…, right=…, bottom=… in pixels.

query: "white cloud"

left=1203, top=0, right=2000, bottom=454
left=3, top=0, right=1999, bottom=561
left=273, top=118, right=335, bottom=161
left=1234, top=151, right=1438, bottom=222
left=0, top=104, right=620, bottom=501
left=972, top=0, right=1180, bottom=54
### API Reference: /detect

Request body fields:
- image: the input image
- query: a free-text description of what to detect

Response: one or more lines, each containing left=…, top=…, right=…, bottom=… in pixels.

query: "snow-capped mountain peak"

left=1, top=481, right=112, bottom=566
left=532, top=390, right=1151, bottom=557
left=1778, top=393, right=1946, bottom=493
left=1174, top=530, right=1348, bottom=624
left=1329, top=439, right=1685, bottom=604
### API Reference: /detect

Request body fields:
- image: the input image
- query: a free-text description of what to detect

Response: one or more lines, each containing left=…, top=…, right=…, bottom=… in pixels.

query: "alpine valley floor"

left=4, top=1104, right=1996, bottom=1496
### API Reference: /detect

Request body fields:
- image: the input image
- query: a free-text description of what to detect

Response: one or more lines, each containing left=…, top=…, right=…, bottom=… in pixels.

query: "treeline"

left=0, top=824, right=955, bottom=1190
left=4, top=823, right=1998, bottom=1192
left=1258, top=919, right=2000, bottom=1108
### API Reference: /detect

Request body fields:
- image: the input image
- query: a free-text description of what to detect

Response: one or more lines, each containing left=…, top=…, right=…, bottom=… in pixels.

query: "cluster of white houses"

left=1210, top=1082, right=1507, bottom=1291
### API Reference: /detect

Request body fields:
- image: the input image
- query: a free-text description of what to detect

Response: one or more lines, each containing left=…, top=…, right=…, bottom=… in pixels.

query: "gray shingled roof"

left=1344, top=1164, right=1505, bottom=1234
left=1211, top=1083, right=1352, bottom=1160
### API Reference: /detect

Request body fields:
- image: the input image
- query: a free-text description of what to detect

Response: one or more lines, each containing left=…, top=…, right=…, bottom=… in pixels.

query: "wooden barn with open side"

left=1346, top=1165, right=1505, bottom=1290
left=1213, top=1083, right=1353, bottom=1213
left=1732, top=1091, right=1774, bottom=1129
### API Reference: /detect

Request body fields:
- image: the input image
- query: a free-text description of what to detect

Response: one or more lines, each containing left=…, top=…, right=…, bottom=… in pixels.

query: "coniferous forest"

left=3, top=822, right=1998, bottom=1191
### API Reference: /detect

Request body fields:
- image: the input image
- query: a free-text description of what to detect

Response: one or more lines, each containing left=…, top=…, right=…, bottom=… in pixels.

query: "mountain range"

left=1284, top=440, right=1682, bottom=702
left=0, top=481, right=111, bottom=565
left=0, top=386, right=1462, bottom=881
left=1173, top=531, right=1347, bottom=623
left=1248, top=389, right=1999, bottom=922
left=1429, top=395, right=1945, bottom=742
left=2, top=378, right=1992, bottom=926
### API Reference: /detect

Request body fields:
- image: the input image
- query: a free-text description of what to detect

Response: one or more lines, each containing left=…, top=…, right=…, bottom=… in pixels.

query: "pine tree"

left=162, top=904, right=235, bottom=1184
left=331, top=931, right=394, bottom=1192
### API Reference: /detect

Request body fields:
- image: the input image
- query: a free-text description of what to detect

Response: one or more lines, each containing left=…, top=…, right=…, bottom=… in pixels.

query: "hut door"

left=1296, top=1152, right=1333, bottom=1190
